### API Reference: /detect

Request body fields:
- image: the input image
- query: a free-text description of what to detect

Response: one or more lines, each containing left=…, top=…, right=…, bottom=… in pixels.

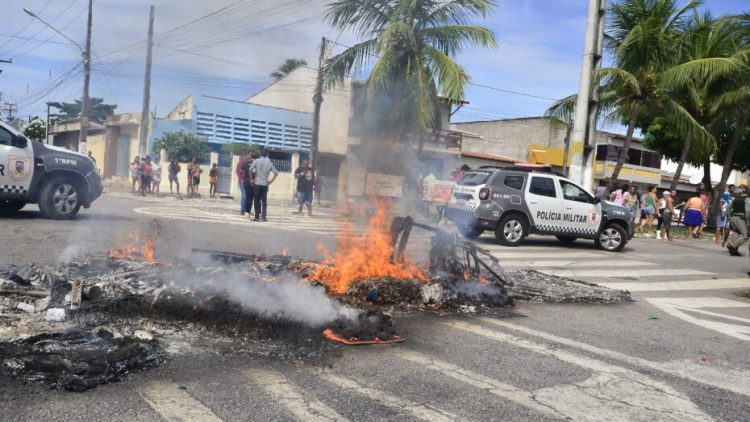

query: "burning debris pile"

left=0, top=203, right=630, bottom=391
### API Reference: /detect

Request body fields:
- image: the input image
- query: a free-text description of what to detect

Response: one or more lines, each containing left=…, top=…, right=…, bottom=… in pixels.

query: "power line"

left=0, top=33, right=68, bottom=45
left=2, top=0, right=77, bottom=56
left=0, top=0, right=53, bottom=51
left=468, top=83, right=558, bottom=101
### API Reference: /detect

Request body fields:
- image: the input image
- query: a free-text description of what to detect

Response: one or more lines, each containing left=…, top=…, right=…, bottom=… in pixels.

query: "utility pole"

left=310, top=36, right=326, bottom=169
left=45, top=102, right=52, bottom=144
left=568, top=0, right=606, bottom=190
left=78, top=0, right=93, bottom=154
left=138, top=5, right=155, bottom=157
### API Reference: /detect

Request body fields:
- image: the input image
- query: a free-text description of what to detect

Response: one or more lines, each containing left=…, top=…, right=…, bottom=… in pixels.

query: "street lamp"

left=23, top=2, right=92, bottom=154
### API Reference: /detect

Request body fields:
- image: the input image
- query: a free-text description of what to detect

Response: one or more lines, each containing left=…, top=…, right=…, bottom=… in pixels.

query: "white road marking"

left=501, top=259, right=655, bottom=268
left=316, top=371, right=457, bottom=422
left=135, top=383, right=223, bottom=422
left=647, top=298, right=750, bottom=342
left=482, top=250, right=610, bottom=259
left=397, top=350, right=563, bottom=418
left=599, top=278, right=750, bottom=292
left=479, top=318, right=750, bottom=396
left=247, top=368, right=348, bottom=422
left=645, top=297, right=750, bottom=308
left=543, top=268, right=712, bottom=278
left=446, top=320, right=712, bottom=421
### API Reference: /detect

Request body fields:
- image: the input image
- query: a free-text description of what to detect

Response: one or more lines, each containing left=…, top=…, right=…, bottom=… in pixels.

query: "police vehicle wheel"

left=0, top=199, right=25, bottom=215
left=496, top=214, right=526, bottom=246
left=595, top=223, right=626, bottom=252
left=555, top=236, right=577, bottom=244
left=458, top=225, right=483, bottom=240
left=38, top=177, right=82, bottom=220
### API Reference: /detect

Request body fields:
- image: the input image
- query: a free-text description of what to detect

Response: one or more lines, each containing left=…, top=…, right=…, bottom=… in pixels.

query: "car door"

left=558, top=179, right=602, bottom=237
left=526, top=175, right=563, bottom=233
left=0, top=125, right=34, bottom=197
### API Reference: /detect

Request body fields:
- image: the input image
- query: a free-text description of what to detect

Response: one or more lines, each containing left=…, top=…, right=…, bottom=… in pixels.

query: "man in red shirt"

left=236, top=154, right=251, bottom=215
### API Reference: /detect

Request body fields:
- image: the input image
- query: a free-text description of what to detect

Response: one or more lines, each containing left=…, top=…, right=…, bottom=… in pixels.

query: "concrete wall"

left=246, top=66, right=353, bottom=156
left=86, top=133, right=107, bottom=175
left=452, top=118, right=568, bottom=161
left=167, top=96, right=193, bottom=120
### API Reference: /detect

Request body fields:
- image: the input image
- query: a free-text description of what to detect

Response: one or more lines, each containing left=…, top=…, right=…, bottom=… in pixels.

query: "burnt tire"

left=555, top=236, right=578, bottom=244
left=0, top=199, right=26, bottom=215
left=495, top=214, right=527, bottom=247
left=38, top=177, right=82, bottom=220
left=595, top=223, right=627, bottom=252
left=458, top=225, right=483, bottom=240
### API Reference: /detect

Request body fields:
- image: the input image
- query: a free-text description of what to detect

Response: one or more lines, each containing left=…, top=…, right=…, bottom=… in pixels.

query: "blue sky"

left=0, top=0, right=747, bottom=129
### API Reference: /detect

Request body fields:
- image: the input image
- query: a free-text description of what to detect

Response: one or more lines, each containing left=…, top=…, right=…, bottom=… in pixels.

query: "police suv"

left=0, top=120, right=102, bottom=219
left=446, top=165, right=634, bottom=252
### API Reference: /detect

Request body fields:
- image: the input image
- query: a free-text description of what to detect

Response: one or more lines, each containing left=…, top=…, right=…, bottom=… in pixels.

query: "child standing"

left=209, top=163, right=218, bottom=198
left=191, top=162, right=202, bottom=197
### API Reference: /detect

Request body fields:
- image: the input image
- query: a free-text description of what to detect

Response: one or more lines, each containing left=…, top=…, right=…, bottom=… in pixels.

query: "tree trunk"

left=702, top=157, right=715, bottom=225
left=669, top=136, right=693, bottom=191
left=609, top=103, right=642, bottom=190
left=710, top=115, right=748, bottom=222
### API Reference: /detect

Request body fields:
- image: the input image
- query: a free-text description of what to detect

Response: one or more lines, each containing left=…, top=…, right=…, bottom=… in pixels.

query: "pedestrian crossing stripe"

left=543, top=268, right=712, bottom=278
left=598, top=278, right=750, bottom=292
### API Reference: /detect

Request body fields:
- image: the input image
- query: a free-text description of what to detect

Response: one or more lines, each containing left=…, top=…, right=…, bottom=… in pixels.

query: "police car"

left=446, top=165, right=634, bottom=252
left=0, top=120, right=102, bottom=219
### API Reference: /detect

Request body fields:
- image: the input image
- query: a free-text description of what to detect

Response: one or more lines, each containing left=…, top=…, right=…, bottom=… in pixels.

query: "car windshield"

left=457, top=171, right=492, bottom=186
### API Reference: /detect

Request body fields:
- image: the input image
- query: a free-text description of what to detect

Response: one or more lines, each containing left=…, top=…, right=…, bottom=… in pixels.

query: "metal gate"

left=216, top=151, right=233, bottom=193
left=116, top=136, right=130, bottom=177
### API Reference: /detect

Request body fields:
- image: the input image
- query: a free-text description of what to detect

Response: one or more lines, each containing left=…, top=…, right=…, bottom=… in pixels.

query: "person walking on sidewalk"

left=682, top=192, right=705, bottom=238
left=727, top=185, right=749, bottom=256
left=660, top=191, right=675, bottom=242
left=638, top=185, right=658, bottom=236
left=294, top=159, right=315, bottom=216
left=717, top=184, right=735, bottom=246
left=209, top=163, right=218, bottom=198
left=249, top=150, right=278, bottom=222
left=242, top=153, right=257, bottom=218
left=236, top=154, right=250, bottom=215
left=168, top=160, right=181, bottom=195
left=140, top=156, right=153, bottom=196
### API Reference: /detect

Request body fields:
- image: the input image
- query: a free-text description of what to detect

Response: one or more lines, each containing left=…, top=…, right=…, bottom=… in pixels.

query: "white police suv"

left=446, top=165, right=634, bottom=252
left=0, top=120, right=102, bottom=219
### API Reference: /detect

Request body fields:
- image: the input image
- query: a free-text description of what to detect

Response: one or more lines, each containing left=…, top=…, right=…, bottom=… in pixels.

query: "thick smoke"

left=453, top=280, right=504, bottom=298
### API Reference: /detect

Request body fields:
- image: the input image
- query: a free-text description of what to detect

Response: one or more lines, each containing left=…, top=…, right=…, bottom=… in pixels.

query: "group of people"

left=130, top=156, right=221, bottom=198
left=604, top=182, right=750, bottom=254
left=236, top=150, right=280, bottom=222
left=129, top=156, right=162, bottom=197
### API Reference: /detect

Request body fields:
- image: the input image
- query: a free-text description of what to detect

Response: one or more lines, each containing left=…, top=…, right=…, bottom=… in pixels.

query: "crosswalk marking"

left=647, top=298, right=750, bottom=342
left=397, top=350, right=563, bottom=417
left=135, top=382, right=223, bottom=422
left=501, top=259, right=655, bottom=268
left=316, top=371, right=457, bottom=422
left=445, top=320, right=712, bottom=421
left=246, top=368, right=348, bottom=422
left=645, top=297, right=750, bottom=308
left=483, top=250, right=610, bottom=259
left=477, top=318, right=750, bottom=395
left=542, top=268, right=712, bottom=278
left=599, top=278, right=750, bottom=292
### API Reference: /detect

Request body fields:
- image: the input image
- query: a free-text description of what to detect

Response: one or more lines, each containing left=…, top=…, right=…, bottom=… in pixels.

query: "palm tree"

left=323, top=0, right=496, bottom=146
left=270, top=58, right=308, bottom=80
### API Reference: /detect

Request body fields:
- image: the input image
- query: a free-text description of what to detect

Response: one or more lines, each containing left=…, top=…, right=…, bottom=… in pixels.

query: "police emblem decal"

left=8, top=156, right=31, bottom=181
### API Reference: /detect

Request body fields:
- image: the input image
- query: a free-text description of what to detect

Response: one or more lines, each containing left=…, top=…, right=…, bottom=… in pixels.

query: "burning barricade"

left=0, top=200, right=629, bottom=391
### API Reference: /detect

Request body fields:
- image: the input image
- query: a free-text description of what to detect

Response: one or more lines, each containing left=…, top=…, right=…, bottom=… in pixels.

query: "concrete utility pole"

left=45, top=102, right=52, bottom=144
left=568, top=0, right=606, bottom=190
left=310, top=36, right=326, bottom=169
left=138, top=5, right=155, bottom=157
left=78, top=0, right=93, bottom=154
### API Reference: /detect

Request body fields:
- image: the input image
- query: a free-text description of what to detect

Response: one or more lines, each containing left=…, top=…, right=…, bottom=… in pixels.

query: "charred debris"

left=0, top=217, right=629, bottom=391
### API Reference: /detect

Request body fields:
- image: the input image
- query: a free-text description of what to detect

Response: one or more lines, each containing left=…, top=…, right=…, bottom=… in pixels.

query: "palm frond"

left=598, top=67, right=641, bottom=95
left=544, top=94, right=577, bottom=125
left=711, top=86, right=750, bottom=114
left=660, top=56, right=748, bottom=90
left=423, top=46, right=469, bottom=100
left=323, top=38, right=378, bottom=88
left=663, top=97, right=716, bottom=153
left=424, top=0, right=496, bottom=26
left=419, top=25, right=496, bottom=55
left=325, top=0, right=396, bottom=37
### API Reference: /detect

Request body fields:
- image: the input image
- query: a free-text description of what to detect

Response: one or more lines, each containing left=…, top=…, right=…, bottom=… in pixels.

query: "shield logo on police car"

left=8, top=156, right=31, bottom=182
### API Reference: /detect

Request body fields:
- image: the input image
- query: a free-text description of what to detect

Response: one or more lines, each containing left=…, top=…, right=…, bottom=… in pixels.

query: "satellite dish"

left=689, top=174, right=702, bottom=185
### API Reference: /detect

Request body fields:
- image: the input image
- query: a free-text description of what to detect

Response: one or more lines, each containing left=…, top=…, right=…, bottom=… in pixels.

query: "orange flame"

left=108, top=228, right=156, bottom=262
left=307, top=198, right=428, bottom=294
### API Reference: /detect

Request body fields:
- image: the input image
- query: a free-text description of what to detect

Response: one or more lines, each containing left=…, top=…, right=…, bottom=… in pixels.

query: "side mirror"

left=12, top=134, right=28, bottom=149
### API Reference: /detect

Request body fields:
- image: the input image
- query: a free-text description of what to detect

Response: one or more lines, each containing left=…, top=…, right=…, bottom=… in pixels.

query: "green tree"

left=49, top=97, right=117, bottom=122
left=222, top=142, right=261, bottom=157
left=23, top=117, right=45, bottom=141
left=324, top=0, right=496, bottom=150
left=152, top=131, right=210, bottom=162
left=270, top=58, right=308, bottom=80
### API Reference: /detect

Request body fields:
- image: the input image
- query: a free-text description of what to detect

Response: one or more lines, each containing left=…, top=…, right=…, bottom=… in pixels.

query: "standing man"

left=717, top=184, right=735, bottom=246
left=168, top=160, right=181, bottom=195
left=242, top=152, right=256, bottom=218
left=294, top=159, right=314, bottom=215
left=236, top=154, right=250, bottom=215
left=660, top=191, right=675, bottom=242
left=209, top=163, right=218, bottom=198
left=140, top=156, right=153, bottom=196
left=727, top=185, right=749, bottom=257
left=248, top=150, right=278, bottom=222
left=594, top=181, right=607, bottom=200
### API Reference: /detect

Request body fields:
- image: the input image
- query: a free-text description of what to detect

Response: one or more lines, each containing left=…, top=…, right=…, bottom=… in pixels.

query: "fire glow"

left=108, top=228, right=156, bottom=262
left=307, top=199, right=428, bottom=294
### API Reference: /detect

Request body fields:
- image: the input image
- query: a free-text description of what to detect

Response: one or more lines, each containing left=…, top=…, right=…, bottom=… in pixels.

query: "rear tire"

left=458, top=225, right=483, bottom=240
left=495, top=214, right=527, bottom=247
left=0, top=199, right=25, bottom=215
left=555, top=236, right=577, bottom=244
left=38, top=177, right=82, bottom=220
left=595, top=223, right=627, bottom=252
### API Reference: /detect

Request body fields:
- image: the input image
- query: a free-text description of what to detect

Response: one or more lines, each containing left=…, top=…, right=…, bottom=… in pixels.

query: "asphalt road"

left=1, top=193, right=749, bottom=421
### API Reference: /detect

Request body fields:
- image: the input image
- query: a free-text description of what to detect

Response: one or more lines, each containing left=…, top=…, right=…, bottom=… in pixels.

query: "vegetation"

left=23, top=118, right=45, bottom=141
left=323, top=0, right=496, bottom=149
left=152, top=131, right=210, bottom=162
left=49, top=97, right=117, bottom=122
left=222, top=142, right=261, bottom=157
left=270, top=58, right=308, bottom=80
